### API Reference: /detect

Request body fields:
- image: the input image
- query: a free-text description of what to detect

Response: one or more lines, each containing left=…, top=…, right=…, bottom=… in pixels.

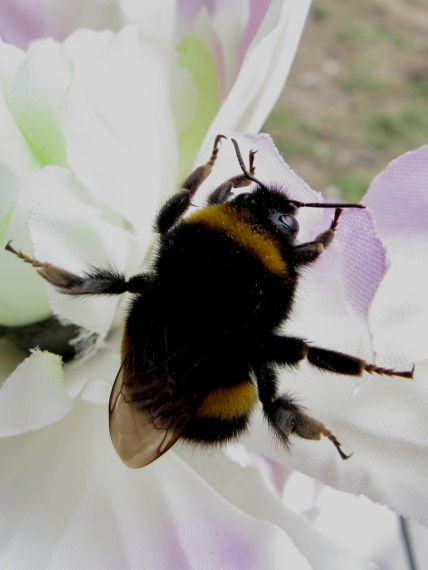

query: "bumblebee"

left=6, top=135, right=413, bottom=467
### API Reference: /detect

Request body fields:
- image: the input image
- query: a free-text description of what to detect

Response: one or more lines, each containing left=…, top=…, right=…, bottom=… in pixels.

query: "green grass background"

left=263, top=0, right=428, bottom=202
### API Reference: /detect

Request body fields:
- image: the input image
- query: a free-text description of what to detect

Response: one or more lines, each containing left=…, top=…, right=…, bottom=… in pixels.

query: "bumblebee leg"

left=259, top=335, right=308, bottom=366
left=261, top=334, right=414, bottom=379
left=306, top=345, right=414, bottom=379
left=252, top=363, right=279, bottom=402
left=155, top=134, right=226, bottom=234
left=265, top=395, right=351, bottom=460
left=253, top=364, right=350, bottom=460
left=5, top=242, right=150, bottom=295
left=207, top=150, right=257, bottom=205
left=292, top=208, right=342, bottom=266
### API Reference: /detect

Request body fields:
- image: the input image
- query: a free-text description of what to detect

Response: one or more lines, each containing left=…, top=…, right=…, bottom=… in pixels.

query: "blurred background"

left=263, top=0, right=428, bottom=202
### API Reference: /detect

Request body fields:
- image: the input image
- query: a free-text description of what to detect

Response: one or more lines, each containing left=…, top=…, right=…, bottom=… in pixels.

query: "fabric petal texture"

left=1, top=4, right=426, bottom=567
left=0, top=349, right=72, bottom=437
left=204, top=1, right=311, bottom=140
left=364, top=145, right=428, bottom=365
left=0, top=403, right=369, bottom=569
left=223, top=137, right=426, bottom=526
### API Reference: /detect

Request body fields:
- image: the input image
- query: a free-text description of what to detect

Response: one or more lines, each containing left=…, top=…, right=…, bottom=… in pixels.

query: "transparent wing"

left=109, top=349, right=196, bottom=468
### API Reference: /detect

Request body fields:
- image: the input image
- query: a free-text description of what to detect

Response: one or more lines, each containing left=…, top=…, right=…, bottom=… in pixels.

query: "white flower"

left=227, top=138, right=428, bottom=526
left=2, top=3, right=426, bottom=567
left=0, top=5, right=372, bottom=569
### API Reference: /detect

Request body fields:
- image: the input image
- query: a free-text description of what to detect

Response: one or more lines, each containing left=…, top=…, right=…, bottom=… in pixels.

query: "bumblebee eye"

left=279, top=214, right=299, bottom=236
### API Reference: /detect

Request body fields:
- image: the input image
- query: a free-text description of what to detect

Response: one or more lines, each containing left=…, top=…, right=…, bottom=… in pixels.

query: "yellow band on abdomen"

left=197, top=381, right=258, bottom=421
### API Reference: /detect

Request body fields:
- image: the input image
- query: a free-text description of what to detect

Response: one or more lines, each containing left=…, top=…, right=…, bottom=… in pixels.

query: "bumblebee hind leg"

left=253, top=363, right=350, bottom=460
left=263, top=394, right=351, bottom=460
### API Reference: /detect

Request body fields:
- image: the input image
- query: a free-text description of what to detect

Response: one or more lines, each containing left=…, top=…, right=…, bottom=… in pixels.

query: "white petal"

left=364, top=146, right=428, bottom=365
left=0, top=161, right=21, bottom=220
left=204, top=0, right=311, bottom=138
left=119, top=0, right=176, bottom=48
left=211, top=0, right=250, bottom=92
left=179, top=447, right=372, bottom=570
left=26, top=178, right=140, bottom=336
left=370, top=252, right=428, bottom=365
left=0, top=38, right=25, bottom=92
left=64, top=328, right=122, bottom=404
left=0, top=40, right=38, bottom=173
left=8, top=38, right=70, bottom=167
left=0, top=348, right=73, bottom=436
left=0, top=167, right=52, bottom=327
left=0, top=338, right=28, bottom=384
left=0, top=403, right=324, bottom=570
left=40, top=0, right=119, bottom=41
left=245, top=359, right=428, bottom=526
left=62, top=27, right=115, bottom=63
left=61, top=27, right=176, bottom=234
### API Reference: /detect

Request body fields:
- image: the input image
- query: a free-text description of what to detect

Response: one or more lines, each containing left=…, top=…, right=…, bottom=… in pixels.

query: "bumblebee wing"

left=109, top=351, right=196, bottom=468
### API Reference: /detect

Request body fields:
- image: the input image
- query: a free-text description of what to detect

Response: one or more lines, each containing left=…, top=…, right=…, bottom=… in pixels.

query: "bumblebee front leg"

left=155, top=134, right=226, bottom=234
left=5, top=242, right=151, bottom=295
left=253, top=364, right=350, bottom=459
left=292, top=208, right=342, bottom=267
left=207, top=150, right=257, bottom=205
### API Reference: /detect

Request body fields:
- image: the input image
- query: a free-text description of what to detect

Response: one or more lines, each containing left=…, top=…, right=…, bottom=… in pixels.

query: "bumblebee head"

left=231, top=186, right=300, bottom=244
left=229, top=138, right=365, bottom=244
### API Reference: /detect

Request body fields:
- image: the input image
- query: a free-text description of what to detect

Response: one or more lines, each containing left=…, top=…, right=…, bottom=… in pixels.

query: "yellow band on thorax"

left=185, top=205, right=287, bottom=276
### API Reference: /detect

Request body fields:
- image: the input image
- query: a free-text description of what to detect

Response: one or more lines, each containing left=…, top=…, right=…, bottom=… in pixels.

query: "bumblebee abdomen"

left=183, top=415, right=250, bottom=444
left=179, top=380, right=257, bottom=445
left=196, top=380, right=257, bottom=421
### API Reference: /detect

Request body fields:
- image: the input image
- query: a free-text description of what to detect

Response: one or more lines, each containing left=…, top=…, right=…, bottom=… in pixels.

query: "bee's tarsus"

left=5, top=241, right=44, bottom=268
left=336, top=444, right=353, bottom=461
left=331, top=208, right=343, bottom=230
left=322, top=426, right=352, bottom=460
left=365, top=363, right=415, bottom=379
left=208, top=134, right=227, bottom=166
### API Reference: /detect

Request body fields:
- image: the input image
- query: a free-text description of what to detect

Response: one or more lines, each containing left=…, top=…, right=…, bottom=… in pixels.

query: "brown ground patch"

left=264, top=0, right=428, bottom=201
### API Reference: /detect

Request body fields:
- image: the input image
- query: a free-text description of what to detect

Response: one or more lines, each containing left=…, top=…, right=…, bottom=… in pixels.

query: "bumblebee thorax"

left=184, top=204, right=287, bottom=277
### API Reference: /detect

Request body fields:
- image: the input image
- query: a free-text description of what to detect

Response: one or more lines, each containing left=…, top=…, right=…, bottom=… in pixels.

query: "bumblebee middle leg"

left=306, top=345, right=414, bottom=379
left=251, top=334, right=413, bottom=458
left=262, top=334, right=414, bottom=379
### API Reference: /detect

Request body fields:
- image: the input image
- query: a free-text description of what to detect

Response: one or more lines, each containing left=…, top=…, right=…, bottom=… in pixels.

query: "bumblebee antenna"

left=231, top=138, right=365, bottom=210
left=231, top=138, right=266, bottom=188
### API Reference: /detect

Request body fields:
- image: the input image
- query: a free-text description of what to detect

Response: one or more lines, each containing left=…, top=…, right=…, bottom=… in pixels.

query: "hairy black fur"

left=6, top=136, right=413, bottom=467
